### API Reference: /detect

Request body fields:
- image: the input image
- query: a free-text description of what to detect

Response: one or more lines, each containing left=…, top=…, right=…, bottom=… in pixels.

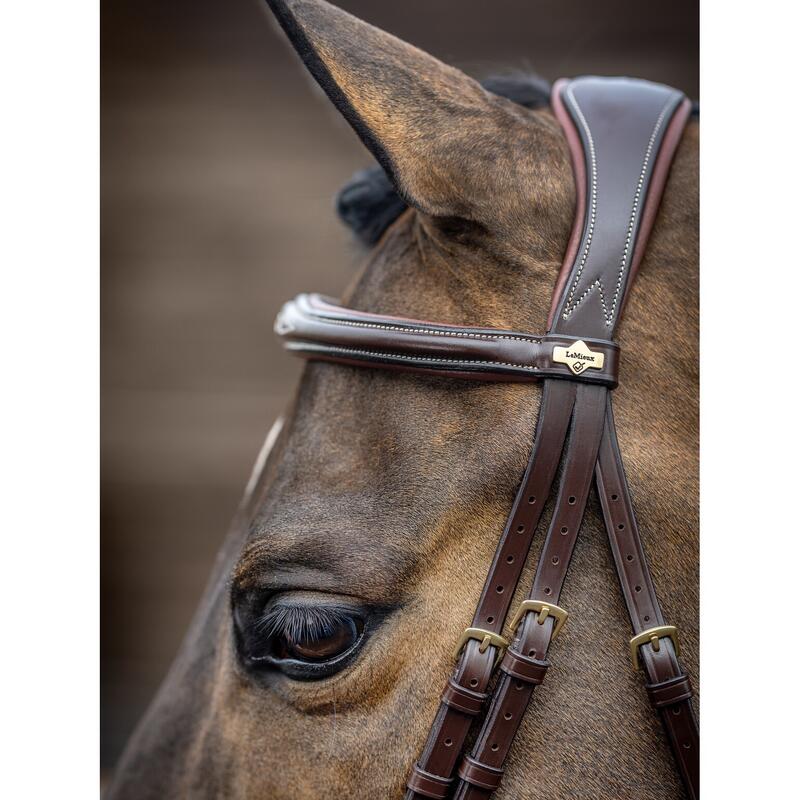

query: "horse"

left=106, top=1, right=698, bottom=797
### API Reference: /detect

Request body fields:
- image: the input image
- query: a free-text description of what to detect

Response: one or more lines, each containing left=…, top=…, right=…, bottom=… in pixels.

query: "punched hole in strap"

left=407, top=764, right=453, bottom=799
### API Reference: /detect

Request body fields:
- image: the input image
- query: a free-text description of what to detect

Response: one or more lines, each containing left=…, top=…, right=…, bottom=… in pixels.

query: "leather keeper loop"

left=457, top=755, right=505, bottom=791
left=646, top=674, right=693, bottom=708
left=406, top=765, right=453, bottom=799
left=441, top=677, right=488, bottom=716
left=499, top=648, right=550, bottom=685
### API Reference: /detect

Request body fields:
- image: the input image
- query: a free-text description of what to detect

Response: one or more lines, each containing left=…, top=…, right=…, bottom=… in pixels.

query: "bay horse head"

left=107, top=1, right=698, bottom=797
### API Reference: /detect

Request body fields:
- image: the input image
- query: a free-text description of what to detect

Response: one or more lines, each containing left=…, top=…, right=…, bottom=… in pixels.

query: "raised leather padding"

left=273, top=75, right=699, bottom=800
left=449, top=78, right=697, bottom=800
left=276, top=293, right=620, bottom=386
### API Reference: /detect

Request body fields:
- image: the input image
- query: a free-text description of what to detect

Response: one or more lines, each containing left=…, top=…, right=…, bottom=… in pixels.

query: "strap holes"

left=644, top=615, right=650, bottom=622
left=552, top=556, right=559, bottom=565
left=503, top=712, right=512, bottom=720
left=635, top=585, right=642, bottom=593
left=515, top=681, right=524, bottom=691
left=560, top=526, right=568, bottom=535
left=626, top=554, right=634, bottom=561
left=487, top=616, right=494, bottom=624
left=469, top=678, right=478, bottom=688
left=672, top=707, right=681, bottom=716
left=617, top=523, right=625, bottom=530
left=506, top=555, right=515, bottom=564
left=496, top=585, right=504, bottom=594
left=683, top=742, right=691, bottom=749
left=528, top=496, right=536, bottom=504
left=611, top=494, right=619, bottom=501
left=491, top=743, right=499, bottom=752
left=528, top=649, right=536, bottom=657
left=568, top=495, right=576, bottom=505
left=516, top=525, right=525, bottom=533
left=544, top=587, right=552, bottom=595
left=444, top=738, right=453, bottom=747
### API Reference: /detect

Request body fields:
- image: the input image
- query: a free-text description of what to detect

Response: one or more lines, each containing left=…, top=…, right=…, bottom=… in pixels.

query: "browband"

left=274, top=77, right=698, bottom=799
left=276, top=293, right=620, bottom=386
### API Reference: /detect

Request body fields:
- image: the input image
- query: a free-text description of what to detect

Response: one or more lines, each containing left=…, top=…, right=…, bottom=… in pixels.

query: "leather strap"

left=548, top=77, right=689, bottom=339
left=271, top=75, right=699, bottom=799
left=452, top=382, right=607, bottom=800
left=441, top=678, right=489, bottom=716
left=646, top=675, right=693, bottom=709
left=596, top=401, right=699, bottom=798
left=406, top=766, right=452, bottom=800
left=404, top=379, right=576, bottom=797
left=457, top=756, right=504, bottom=792
left=276, top=293, right=620, bottom=386
left=448, top=78, right=696, bottom=800
left=499, top=650, right=549, bottom=685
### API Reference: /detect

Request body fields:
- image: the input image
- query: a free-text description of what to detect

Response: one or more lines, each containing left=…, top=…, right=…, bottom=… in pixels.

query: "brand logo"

left=552, top=340, right=605, bottom=376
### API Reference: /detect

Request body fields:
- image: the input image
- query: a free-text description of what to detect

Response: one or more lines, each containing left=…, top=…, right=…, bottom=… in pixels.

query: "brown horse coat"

left=107, top=2, right=698, bottom=797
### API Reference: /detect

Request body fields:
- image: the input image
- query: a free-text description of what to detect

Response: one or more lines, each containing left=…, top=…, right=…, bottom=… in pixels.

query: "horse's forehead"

left=238, top=366, right=541, bottom=602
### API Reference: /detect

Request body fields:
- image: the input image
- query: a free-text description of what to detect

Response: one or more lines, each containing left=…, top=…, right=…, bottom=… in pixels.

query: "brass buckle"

left=508, top=600, right=568, bottom=639
left=629, top=625, right=680, bottom=670
left=453, top=628, right=509, bottom=668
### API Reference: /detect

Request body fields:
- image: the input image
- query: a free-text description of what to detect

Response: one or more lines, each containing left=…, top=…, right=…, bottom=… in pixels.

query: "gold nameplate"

left=552, top=340, right=605, bottom=376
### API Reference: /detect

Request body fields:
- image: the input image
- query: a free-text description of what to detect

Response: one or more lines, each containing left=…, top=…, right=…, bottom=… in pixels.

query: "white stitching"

left=563, top=278, right=610, bottom=319
left=308, top=313, right=540, bottom=344
left=562, top=85, right=598, bottom=320
left=561, top=90, right=674, bottom=326
left=291, top=343, right=540, bottom=372
left=606, top=99, right=673, bottom=325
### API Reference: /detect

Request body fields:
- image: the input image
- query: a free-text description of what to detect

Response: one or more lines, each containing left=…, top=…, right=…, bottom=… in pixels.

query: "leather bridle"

left=274, top=77, right=699, bottom=799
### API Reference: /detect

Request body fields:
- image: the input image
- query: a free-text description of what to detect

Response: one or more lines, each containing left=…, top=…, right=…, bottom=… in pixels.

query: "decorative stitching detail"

left=306, top=310, right=539, bottom=344
left=561, top=90, right=675, bottom=326
left=606, top=99, right=673, bottom=325
left=289, top=343, right=541, bottom=372
left=561, top=278, right=610, bottom=320
left=561, top=85, right=598, bottom=320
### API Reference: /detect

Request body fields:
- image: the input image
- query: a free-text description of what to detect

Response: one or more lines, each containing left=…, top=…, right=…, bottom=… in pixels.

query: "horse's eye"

left=234, top=595, right=368, bottom=680
left=274, top=615, right=361, bottom=662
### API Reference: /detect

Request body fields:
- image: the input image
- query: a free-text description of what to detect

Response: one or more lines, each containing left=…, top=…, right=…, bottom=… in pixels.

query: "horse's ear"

left=264, top=0, right=521, bottom=218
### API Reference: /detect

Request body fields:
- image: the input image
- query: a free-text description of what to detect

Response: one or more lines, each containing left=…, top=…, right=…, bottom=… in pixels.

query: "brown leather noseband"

left=275, top=77, right=698, bottom=799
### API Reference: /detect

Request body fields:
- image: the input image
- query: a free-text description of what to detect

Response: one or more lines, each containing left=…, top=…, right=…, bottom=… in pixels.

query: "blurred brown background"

left=101, top=0, right=698, bottom=770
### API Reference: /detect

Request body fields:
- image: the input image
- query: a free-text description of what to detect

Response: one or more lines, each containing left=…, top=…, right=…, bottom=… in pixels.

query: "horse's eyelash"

left=255, top=604, right=354, bottom=642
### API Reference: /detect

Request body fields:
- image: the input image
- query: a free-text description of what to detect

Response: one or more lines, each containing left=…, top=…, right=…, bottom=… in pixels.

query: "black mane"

left=335, top=74, right=698, bottom=246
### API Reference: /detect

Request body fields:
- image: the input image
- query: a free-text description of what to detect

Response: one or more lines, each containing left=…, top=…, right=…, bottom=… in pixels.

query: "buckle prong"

left=508, top=600, right=568, bottom=639
left=454, top=628, right=509, bottom=668
left=629, top=625, right=680, bottom=670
